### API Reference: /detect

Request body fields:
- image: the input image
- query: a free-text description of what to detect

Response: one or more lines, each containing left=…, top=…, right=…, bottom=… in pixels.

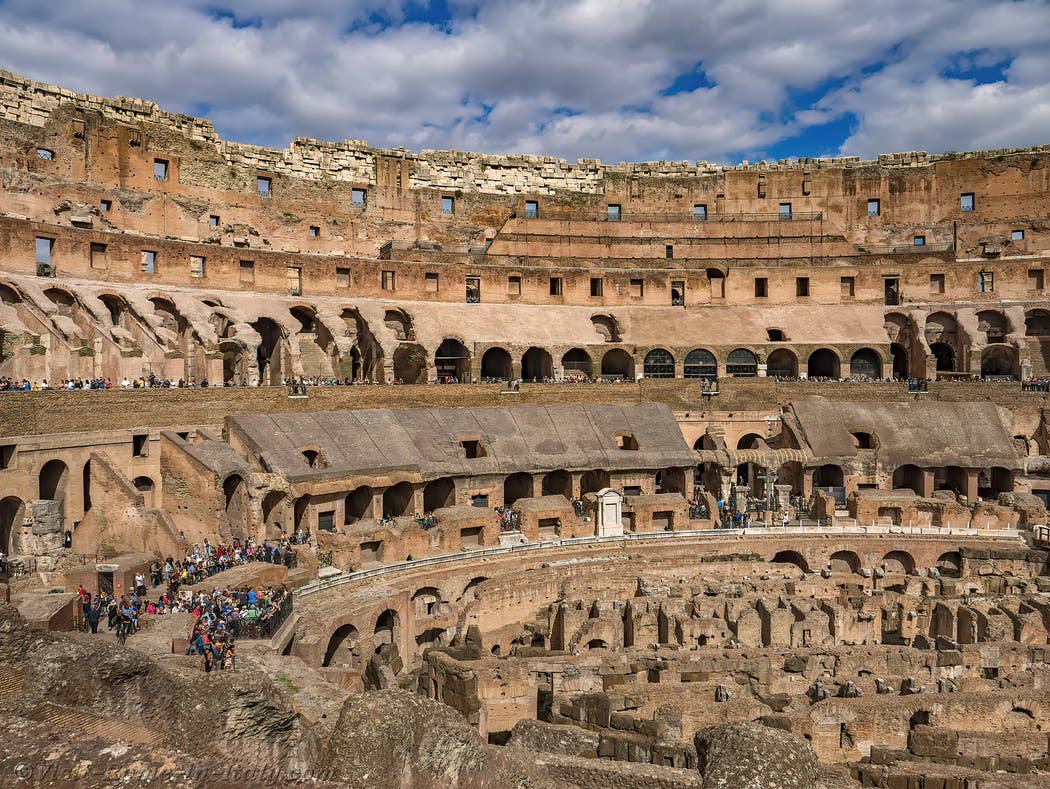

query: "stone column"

left=964, top=469, right=979, bottom=503
left=920, top=469, right=935, bottom=498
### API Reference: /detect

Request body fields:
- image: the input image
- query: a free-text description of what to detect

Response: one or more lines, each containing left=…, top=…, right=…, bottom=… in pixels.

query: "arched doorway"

left=434, top=338, right=470, bottom=381
left=981, top=345, right=1017, bottom=378
left=480, top=347, right=512, bottom=380
left=770, top=550, right=809, bottom=572
left=812, top=464, right=843, bottom=487
left=262, top=491, right=287, bottom=538
left=683, top=348, right=717, bottom=379
left=392, top=343, right=427, bottom=383
left=220, top=341, right=246, bottom=384
left=561, top=348, right=592, bottom=378
left=345, top=486, right=374, bottom=523
left=39, top=459, right=68, bottom=504
left=0, top=497, right=25, bottom=554
left=930, top=343, right=954, bottom=372
left=374, top=610, right=400, bottom=652
left=850, top=348, right=881, bottom=379
left=423, top=477, right=455, bottom=511
left=600, top=349, right=634, bottom=379
left=294, top=495, right=311, bottom=532
left=807, top=348, right=840, bottom=378
left=890, top=343, right=909, bottom=379
left=541, top=470, right=571, bottom=498
left=726, top=348, right=757, bottom=377
left=521, top=347, right=553, bottom=380
left=642, top=348, right=675, bottom=378
left=736, top=433, right=765, bottom=450
left=223, top=475, right=248, bottom=540
left=132, top=476, right=155, bottom=509
left=580, top=469, right=609, bottom=495
left=382, top=482, right=415, bottom=518
left=882, top=551, right=915, bottom=574
left=892, top=465, right=924, bottom=495
left=251, top=317, right=284, bottom=385
left=828, top=551, right=860, bottom=574
left=82, top=460, right=92, bottom=513
left=323, top=624, right=359, bottom=668
left=504, top=472, right=534, bottom=505
left=1025, top=309, right=1050, bottom=374
left=766, top=349, right=798, bottom=378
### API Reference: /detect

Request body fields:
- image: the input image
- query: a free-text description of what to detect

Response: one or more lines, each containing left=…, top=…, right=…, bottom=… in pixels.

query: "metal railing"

left=226, top=595, right=292, bottom=640
left=295, top=525, right=1020, bottom=598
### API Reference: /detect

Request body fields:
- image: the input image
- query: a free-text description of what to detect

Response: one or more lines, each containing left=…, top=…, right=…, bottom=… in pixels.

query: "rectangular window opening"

left=607, top=204, right=621, bottom=221
left=978, top=271, right=994, bottom=293
left=549, top=277, right=563, bottom=296
left=930, top=273, right=945, bottom=294
left=100, top=200, right=112, bottom=212
left=1012, top=229, right=1025, bottom=241
left=257, top=176, right=271, bottom=197
left=693, top=204, right=707, bottom=221
left=524, top=200, right=538, bottom=219
left=441, top=196, right=454, bottom=215
left=141, top=250, right=157, bottom=275
left=671, top=280, right=685, bottom=306
left=309, top=226, right=319, bottom=238
left=462, top=439, right=486, bottom=459
left=841, top=276, right=855, bottom=300
left=507, top=275, right=521, bottom=296
left=209, top=215, right=220, bottom=227
left=190, top=255, right=205, bottom=279
left=336, top=267, right=351, bottom=288
left=796, top=276, right=809, bottom=297
left=665, top=244, right=674, bottom=259
left=90, top=242, right=107, bottom=270
left=778, top=202, right=792, bottom=220
left=36, top=148, right=54, bottom=161
left=0, top=444, right=14, bottom=469
left=629, top=278, right=644, bottom=298
left=590, top=277, right=603, bottom=297
left=867, top=198, right=880, bottom=217
left=960, top=193, right=974, bottom=212
left=351, top=188, right=366, bottom=207
left=35, top=237, right=53, bottom=264
left=382, top=270, right=396, bottom=291
left=1028, top=269, right=1044, bottom=291
left=466, top=275, right=481, bottom=303
left=153, top=159, right=168, bottom=181
left=425, top=272, right=439, bottom=292
left=132, top=433, right=148, bottom=457
left=239, top=260, right=255, bottom=283
left=914, top=235, right=926, bottom=246
left=755, top=277, right=768, bottom=298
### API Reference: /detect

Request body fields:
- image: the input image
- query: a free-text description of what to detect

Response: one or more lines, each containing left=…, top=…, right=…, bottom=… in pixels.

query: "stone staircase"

left=27, top=704, right=161, bottom=746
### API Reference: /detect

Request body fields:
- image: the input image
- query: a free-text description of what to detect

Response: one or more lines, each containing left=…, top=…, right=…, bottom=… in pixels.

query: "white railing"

left=295, top=525, right=1021, bottom=598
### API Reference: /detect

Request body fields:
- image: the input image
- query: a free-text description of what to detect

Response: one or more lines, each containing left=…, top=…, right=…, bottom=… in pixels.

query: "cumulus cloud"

left=0, top=0, right=1046, bottom=163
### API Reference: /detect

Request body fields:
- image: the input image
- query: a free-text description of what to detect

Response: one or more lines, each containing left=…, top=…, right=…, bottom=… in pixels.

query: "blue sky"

left=0, top=0, right=1047, bottom=164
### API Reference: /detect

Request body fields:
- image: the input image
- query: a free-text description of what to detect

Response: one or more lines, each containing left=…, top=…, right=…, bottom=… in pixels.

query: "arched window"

left=849, top=348, right=881, bottom=379
left=642, top=348, right=675, bottom=378
left=683, top=349, right=717, bottom=379
left=726, top=348, right=757, bottom=377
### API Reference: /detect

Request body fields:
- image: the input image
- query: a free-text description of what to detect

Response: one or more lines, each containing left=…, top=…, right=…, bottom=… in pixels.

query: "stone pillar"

left=372, top=491, right=385, bottom=520
left=570, top=472, right=582, bottom=499
left=733, top=485, right=750, bottom=514
left=920, top=469, right=935, bottom=498
left=802, top=470, right=814, bottom=499
left=775, top=484, right=792, bottom=514
left=964, top=469, right=979, bottom=503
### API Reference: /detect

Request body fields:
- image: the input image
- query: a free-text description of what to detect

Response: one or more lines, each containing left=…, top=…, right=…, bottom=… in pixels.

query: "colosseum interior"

left=2, top=69, right=1050, bottom=787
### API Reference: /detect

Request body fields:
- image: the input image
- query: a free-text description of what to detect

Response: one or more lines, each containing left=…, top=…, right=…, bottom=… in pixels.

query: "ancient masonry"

left=2, top=70, right=1050, bottom=787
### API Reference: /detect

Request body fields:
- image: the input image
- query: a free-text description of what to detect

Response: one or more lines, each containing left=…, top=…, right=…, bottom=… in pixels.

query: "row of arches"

left=771, top=549, right=960, bottom=577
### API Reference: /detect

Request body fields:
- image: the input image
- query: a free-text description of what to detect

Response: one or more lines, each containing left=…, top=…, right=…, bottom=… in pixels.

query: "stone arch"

left=600, top=348, right=634, bottom=379
left=642, top=348, right=675, bottom=378
left=936, top=551, right=962, bottom=578
left=434, top=338, right=470, bottom=381
left=926, top=312, right=963, bottom=373
left=412, top=587, right=442, bottom=617
left=586, top=639, right=608, bottom=650
left=957, top=606, right=986, bottom=644
left=504, top=472, right=534, bottom=506
left=989, top=466, right=1014, bottom=495
left=294, top=495, right=311, bottom=532
left=726, top=348, right=757, bottom=377
left=97, top=293, right=129, bottom=328
left=323, top=623, right=359, bottom=668
left=383, top=308, right=414, bottom=341
left=373, top=609, right=400, bottom=652
left=219, top=340, right=247, bottom=384
left=683, top=348, right=717, bottom=379
left=460, top=576, right=489, bottom=603
left=813, top=464, right=843, bottom=487
left=521, top=347, right=553, bottom=380
left=766, top=348, right=798, bottom=378
left=541, top=470, right=571, bottom=498
left=930, top=342, right=955, bottom=372
left=0, top=496, right=25, bottom=555
left=423, top=477, right=455, bottom=511
left=82, top=459, right=92, bottom=513
left=770, top=550, right=809, bottom=572
left=591, top=314, right=621, bottom=343
left=890, top=343, right=909, bottom=379
left=976, top=309, right=1009, bottom=343
left=289, top=305, right=317, bottom=334
left=807, top=348, right=841, bottom=378
left=250, top=317, right=285, bottom=385
left=0, top=282, right=22, bottom=304
left=262, top=490, right=288, bottom=538
left=882, top=550, right=915, bottom=575
left=132, top=476, right=155, bottom=509
left=736, top=433, right=765, bottom=450
left=383, top=482, right=415, bottom=518
left=850, top=348, right=882, bottom=379
left=480, top=347, right=512, bottom=380
left=392, top=343, right=427, bottom=384
left=930, top=603, right=955, bottom=639
left=892, top=464, right=924, bottom=494
left=828, top=551, right=861, bottom=574
left=222, top=474, right=248, bottom=540
left=777, top=461, right=803, bottom=496
left=981, top=344, right=1017, bottom=378
left=344, top=486, right=373, bottom=524
left=39, top=459, right=68, bottom=503
left=561, top=348, right=592, bottom=378
left=656, top=467, right=686, bottom=494
left=580, top=469, right=609, bottom=495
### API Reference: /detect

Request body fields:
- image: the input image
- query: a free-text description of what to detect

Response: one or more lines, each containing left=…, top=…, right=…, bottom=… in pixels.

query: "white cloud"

left=0, top=0, right=1046, bottom=163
